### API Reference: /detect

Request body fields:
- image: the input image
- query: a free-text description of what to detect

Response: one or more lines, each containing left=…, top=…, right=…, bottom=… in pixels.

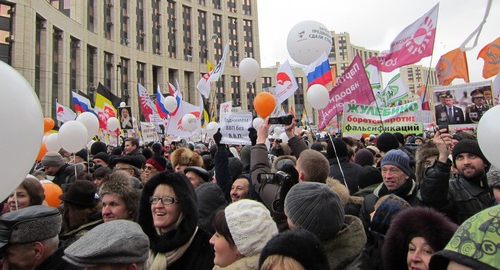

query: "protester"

left=142, top=155, right=167, bottom=183
left=184, top=166, right=210, bottom=188
left=383, top=207, right=458, bottom=270
left=137, top=172, right=214, bottom=269
left=41, top=151, right=78, bottom=190
left=429, top=205, right=500, bottom=270
left=92, top=166, right=111, bottom=189
left=6, top=175, right=45, bottom=212
left=354, top=148, right=376, bottom=167
left=487, top=166, right=500, bottom=204
left=92, top=151, right=109, bottom=168
left=259, top=229, right=331, bottom=270
left=63, top=220, right=149, bottom=269
left=414, top=141, right=439, bottom=184
left=230, top=175, right=252, bottom=202
left=170, top=147, right=204, bottom=173
left=0, top=205, right=79, bottom=270
left=327, top=137, right=362, bottom=194
left=99, top=170, right=140, bottom=222
left=195, top=182, right=227, bottom=235
left=123, top=137, right=146, bottom=166
left=353, top=165, right=383, bottom=198
left=210, top=199, right=278, bottom=269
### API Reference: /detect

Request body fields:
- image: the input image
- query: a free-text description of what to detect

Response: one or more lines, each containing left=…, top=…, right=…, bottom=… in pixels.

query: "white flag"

left=275, top=60, right=298, bottom=105
left=196, top=72, right=212, bottom=99
left=208, top=41, right=230, bottom=83
left=166, top=100, right=202, bottom=138
left=56, top=102, right=76, bottom=123
left=380, top=74, right=408, bottom=106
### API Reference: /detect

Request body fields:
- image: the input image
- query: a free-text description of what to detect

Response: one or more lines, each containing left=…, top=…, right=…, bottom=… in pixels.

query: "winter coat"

left=126, top=148, right=147, bottom=167
left=418, top=159, right=495, bottom=225
left=214, top=145, right=233, bottom=201
left=328, top=157, right=362, bottom=195
left=195, top=182, right=227, bottom=235
left=323, top=215, right=366, bottom=270
left=52, top=163, right=79, bottom=191
left=60, top=218, right=103, bottom=249
left=353, top=183, right=379, bottom=198
left=251, top=143, right=279, bottom=211
left=35, top=247, right=83, bottom=270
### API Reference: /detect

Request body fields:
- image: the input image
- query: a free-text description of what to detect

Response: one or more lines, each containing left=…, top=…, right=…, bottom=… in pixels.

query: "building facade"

left=400, top=65, right=439, bottom=102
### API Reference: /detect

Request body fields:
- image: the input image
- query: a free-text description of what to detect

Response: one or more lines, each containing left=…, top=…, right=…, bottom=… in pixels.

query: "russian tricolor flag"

left=71, top=91, right=93, bottom=114
left=155, top=86, right=168, bottom=119
left=302, top=51, right=333, bottom=90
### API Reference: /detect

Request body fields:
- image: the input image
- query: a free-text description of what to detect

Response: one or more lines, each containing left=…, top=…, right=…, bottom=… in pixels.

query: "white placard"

left=220, top=112, right=253, bottom=145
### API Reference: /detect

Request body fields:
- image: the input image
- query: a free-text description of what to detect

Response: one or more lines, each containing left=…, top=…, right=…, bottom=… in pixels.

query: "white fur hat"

left=224, top=199, right=278, bottom=256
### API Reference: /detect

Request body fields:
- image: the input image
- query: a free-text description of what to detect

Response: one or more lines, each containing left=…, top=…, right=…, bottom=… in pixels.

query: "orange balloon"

left=43, top=118, right=55, bottom=133
left=41, top=180, right=63, bottom=208
left=36, top=142, right=48, bottom=162
left=253, top=92, right=276, bottom=118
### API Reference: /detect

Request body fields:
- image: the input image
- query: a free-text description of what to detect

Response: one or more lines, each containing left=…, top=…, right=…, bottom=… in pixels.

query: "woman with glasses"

left=137, top=171, right=214, bottom=270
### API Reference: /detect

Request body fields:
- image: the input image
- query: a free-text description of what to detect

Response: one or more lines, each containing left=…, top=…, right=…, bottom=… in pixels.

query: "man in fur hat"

left=99, top=171, right=141, bottom=222
left=419, top=131, right=495, bottom=224
left=170, top=147, right=204, bottom=173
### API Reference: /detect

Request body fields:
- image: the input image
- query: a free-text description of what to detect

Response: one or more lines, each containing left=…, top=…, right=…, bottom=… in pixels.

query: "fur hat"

left=99, top=171, right=140, bottom=220
left=41, top=152, right=65, bottom=167
left=284, top=182, right=345, bottom=240
left=326, top=137, right=348, bottom=158
left=170, top=148, right=203, bottom=168
left=376, top=133, right=400, bottom=153
left=354, top=149, right=375, bottom=167
left=63, top=220, right=149, bottom=267
left=415, top=141, right=439, bottom=183
left=381, top=149, right=412, bottom=176
left=59, top=180, right=99, bottom=207
left=259, top=229, right=330, bottom=270
left=224, top=199, right=278, bottom=256
left=487, top=166, right=500, bottom=188
left=137, top=172, right=198, bottom=253
left=382, top=207, right=458, bottom=270
left=0, top=205, right=62, bottom=248
left=452, top=139, right=490, bottom=169
left=357, top=165, right=383, bottom=189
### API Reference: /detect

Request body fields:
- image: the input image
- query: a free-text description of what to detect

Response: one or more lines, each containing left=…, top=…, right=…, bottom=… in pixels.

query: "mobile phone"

left=268, top=115, right=293, bottom=125
left=436, top=124, right=449, bottom=133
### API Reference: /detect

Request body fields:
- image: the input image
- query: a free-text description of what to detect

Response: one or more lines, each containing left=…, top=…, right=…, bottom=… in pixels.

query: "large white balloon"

left=107, top=117, right=120, bottom=131
left=280, top=132, right=289, bottom=143
left=0, top=61, right=44, bottom=201
left=163, top=96, right=177, bottom=113
left=274, top=126, right=283, bottom=136
left=252, top=117, right=264, bottom=129
left=477, top=105, right=500, bottom=169
left=286, top=20, right=332, bottom=65
left=239, top=58, right=260, bottom=82
left=307, top=84, right=330, bottom=109
left=45, top=133, right=60, bottom=152
left=182, top=114, right=198, bottom=132
left=58, top=121, right=88, bottom=153
left=76, top=112, right=99, bottom=141
left=206, top=121, right=220, bottom=138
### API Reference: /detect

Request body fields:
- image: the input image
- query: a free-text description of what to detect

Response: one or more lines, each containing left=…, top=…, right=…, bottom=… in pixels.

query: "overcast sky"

left=256, top=0, right=499, bottom=85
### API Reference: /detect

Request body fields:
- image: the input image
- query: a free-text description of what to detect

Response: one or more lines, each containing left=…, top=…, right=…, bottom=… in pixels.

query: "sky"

left=256, top=0, right=499, bottom=85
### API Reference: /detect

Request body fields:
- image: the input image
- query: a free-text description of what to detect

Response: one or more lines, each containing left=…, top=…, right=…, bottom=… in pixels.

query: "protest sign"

left=141, top=122, right=157, bottom=143
left=220, top=112, right=253, bottom=145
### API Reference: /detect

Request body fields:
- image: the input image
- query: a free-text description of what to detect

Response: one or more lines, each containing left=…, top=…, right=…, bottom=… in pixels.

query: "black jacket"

left=418, top=159, right=495, bottom=225
left=329, top=157, right=362, bottom=195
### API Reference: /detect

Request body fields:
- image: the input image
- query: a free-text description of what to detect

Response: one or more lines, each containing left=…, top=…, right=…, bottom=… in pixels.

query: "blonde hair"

left=260, top=254, right=305, bottom=270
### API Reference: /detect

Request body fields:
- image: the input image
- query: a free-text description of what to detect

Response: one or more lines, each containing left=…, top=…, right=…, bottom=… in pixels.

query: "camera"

left=268, top=114, right=294, bottom=125
left=257, top=171, right=291, bottom=185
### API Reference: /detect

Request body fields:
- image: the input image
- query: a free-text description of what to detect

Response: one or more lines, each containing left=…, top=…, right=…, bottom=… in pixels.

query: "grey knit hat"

left=487, top=166, right=500, bottom=188
left=381, top=149, right=412, bottom=176
left=284, top=182, right=345, bottom=240
left=41, top=151, right=65, bottom=167
left=63, top=220, right=149, bottom=267
left=0, top=205, right=62, bottom=248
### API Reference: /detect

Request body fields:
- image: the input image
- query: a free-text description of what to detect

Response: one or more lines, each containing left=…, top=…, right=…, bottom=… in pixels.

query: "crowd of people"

left=1, top=113, right=499, bottom=270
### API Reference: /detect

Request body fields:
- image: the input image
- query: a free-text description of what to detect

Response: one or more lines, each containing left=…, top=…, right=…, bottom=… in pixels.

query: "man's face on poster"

left=473, top=96, right=484, bottom=106
left=444, top=97, right=454, bottom=107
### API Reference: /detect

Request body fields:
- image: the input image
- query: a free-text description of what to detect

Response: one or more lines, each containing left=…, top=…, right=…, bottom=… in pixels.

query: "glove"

left=213, top=128, right=223, bottom=146
left=248, top=127, right=257, bottom=146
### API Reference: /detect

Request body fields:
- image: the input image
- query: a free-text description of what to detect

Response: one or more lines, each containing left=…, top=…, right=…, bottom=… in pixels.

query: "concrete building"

left=400, top=65, right=439, bottom=102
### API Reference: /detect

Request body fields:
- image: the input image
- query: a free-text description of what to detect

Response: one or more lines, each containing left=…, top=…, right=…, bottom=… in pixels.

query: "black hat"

left=75, top=149, right=88, bottom=161
left=0, top=205, right=62, bottom=248
left=357, top=165, right=383, bottom=189
left=112, top=155, right=143, bottom=169
left=92, top=152, right=109, bottom=165
left=451, top=139, right=490, bottom=169
left=470, top=88, right=485, bottom=99
left=259, top=229, right=330, bottom=270
left=184, top=166, right=209, bottom=182
left=326, top=137, right=348, bottom=158
left=376, top=133, right=400, bottom=153
left=59, top=180, right=98, bottom=207
left=90, top=141, right=107, bottom=156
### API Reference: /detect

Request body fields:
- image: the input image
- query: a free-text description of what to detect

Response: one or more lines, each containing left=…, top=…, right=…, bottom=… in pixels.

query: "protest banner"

left=220, top=112, right=253, bottom=145
left=342, top=101, right=423, bottom=135
left=141, top=122, right=157, bottom=143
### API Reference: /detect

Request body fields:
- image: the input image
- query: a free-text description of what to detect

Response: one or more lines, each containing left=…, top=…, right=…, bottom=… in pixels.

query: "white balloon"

left=239, top=58, right=260, bottom=82
left=76, top=112, right=100, bottom=141
left=253, top=117, right=264, bottom=129
left=45, top=133, right=60, bottom=152
left=286, top=20, right=332, bottom=65
left=163, top=96, right=177, bottom=113
left=478, top=105, right=500, bottom=169
left=58, top=120, right=88, bottom=153
left=307, top=84, right=330, bottom=109
left=182, top=114, right=198, bottom=132
left=206, top=121, right=220, bottom=138
left=280, top=132, right=289, bottom=143
left=274, top=126, right=282, bottom=136
left=0, top=61, right=44, bottom=201
left=119, top=102, right=126, bottom=107
left=107, top=117, right=120, bottom=131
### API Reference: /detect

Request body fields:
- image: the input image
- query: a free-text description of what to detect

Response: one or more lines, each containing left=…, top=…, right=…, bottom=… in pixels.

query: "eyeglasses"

left=149, top=196, right=178, bottom=205
left=143, top=165, right=156, bottom=171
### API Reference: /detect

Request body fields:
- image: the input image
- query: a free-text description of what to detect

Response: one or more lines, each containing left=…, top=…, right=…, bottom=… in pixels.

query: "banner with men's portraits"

left=432, top=81, right=495, bottom=133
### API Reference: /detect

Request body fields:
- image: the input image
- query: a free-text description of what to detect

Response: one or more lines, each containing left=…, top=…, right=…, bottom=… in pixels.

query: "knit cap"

left=284, top=182, right=345, bottom=240
left=381, top=149, right=412, bottom=176
left=326, top=137, right=348, bottom=159
left=224, top=199, right=278, bottom=257
left=357, top=165, right=383, bottom=189
left=354, top=149, right=375, bottom=167
left=146, top=156, right=167, bottom=172
left=452, top=139, right=490, bottom=168
left=92, top=152, right=109, bottom=165
left=487, top=166, right=500, bottom=188
left=376, top=133, right=400, bottom=153
left=41, top=152, right=65, bottom=167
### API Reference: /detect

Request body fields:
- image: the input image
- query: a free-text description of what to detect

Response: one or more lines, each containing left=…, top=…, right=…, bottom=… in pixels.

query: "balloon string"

left=74, top=153, right=78, bottom=180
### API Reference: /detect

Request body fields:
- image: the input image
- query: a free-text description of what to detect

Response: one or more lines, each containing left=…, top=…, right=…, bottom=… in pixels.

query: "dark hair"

left=93, top=166, right=111, bottom=179
left=212, top=209, right=235, bottom=246
left=21, top=176, right=45, bottom=206
left=125, top=137, right=139, bottom=147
